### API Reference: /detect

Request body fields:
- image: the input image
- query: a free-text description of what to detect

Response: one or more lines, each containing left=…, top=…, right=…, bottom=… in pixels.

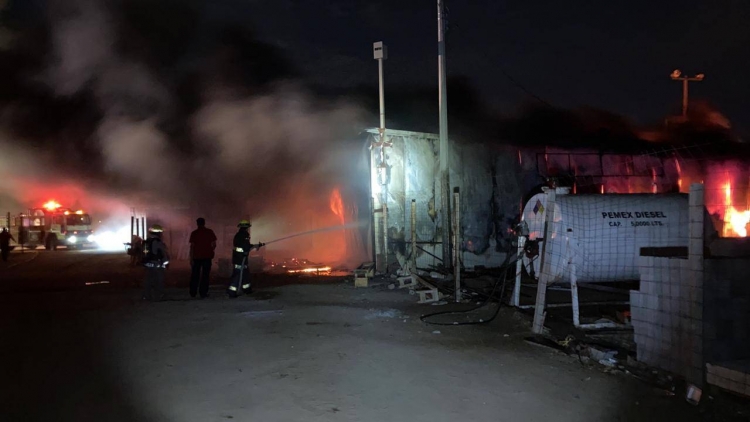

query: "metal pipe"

left=512, top=236, right=525, bottom=307
left=453, top=188, right=460, bottom=302
left=571, top=263, right=580, bottom=327
left=131, top=216, right=135, bottom=240
left=411, top=199, right=417, bottom=273
left=135, top=218, right=140, bottom=240
left=682, top=78, right=688, bottom=118
left=373, top=41, right=389, bottom=274
left=378, top=57, right=385, bottom=131
left=518, top=301, right=630, bottom=310
left=141, top=217, right=146, bottom=236
left=370, top=197, right=377, bottom=266
left=383, top=197, right=388, bottom=273
left=437, top=0, right=451, bottom=271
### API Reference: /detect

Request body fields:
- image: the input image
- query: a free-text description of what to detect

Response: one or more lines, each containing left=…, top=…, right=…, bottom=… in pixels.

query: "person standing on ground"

left=142, top=225, right=170, bottom=301
left=189, top=217, right=217, bottom=298
left=227, top=220, right=264, bottom=298
left=0, top=228, right=15, bottom=262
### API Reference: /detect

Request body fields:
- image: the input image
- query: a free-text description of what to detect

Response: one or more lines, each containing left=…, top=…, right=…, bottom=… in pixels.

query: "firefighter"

left=142, top=225, right=170, bottom=301
left=227, top=219, right=264, bottom=298
left=0, top=228, right=15, bottom=262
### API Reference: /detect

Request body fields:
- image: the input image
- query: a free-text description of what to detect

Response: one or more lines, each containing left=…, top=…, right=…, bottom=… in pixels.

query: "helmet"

left=237, top=219, right=251, bottom=228
left=149, top=224, right=164, bottom=233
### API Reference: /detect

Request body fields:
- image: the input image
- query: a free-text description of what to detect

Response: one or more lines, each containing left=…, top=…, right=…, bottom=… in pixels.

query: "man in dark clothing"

left=0, top=228, right=15, bottom=262
left=142, top=225, right=170, bottom=301
left=189, top=217, right=217, bottom=298
left=227, top=219, right=264, bottom=298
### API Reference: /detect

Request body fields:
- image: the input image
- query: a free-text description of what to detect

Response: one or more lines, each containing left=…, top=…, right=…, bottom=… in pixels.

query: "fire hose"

left=261, top=222, right=363, bottom=246
left=420, top=253, right=518, bottom=326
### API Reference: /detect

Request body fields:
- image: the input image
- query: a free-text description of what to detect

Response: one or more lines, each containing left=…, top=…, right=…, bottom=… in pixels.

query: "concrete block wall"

left=701, top=258, right=750, bottom=397
left=631, top=256, right=704, bottom=384
left=706, top=360, right=750, bottom=398
left=703, top=259, right=750, bottom=363
left=631, top=184, right=706, bottom=386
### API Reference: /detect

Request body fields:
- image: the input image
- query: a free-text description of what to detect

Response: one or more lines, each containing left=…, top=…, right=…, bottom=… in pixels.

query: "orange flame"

left=329, top=188, right=345, bottom=225
left=43, top=200, right=61, bottom=211
left=722, top=181, right=750, bottom=237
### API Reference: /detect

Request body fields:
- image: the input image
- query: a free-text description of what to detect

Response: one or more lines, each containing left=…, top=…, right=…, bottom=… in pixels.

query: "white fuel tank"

left=521, top=189, right=689, bottom=283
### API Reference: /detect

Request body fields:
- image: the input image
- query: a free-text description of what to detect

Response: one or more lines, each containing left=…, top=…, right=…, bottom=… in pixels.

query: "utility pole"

left=373, top=41, right=391, bottom=273
left=437, top=0, right=451, bottom=270
left=670, top=69, right=704, bottom=118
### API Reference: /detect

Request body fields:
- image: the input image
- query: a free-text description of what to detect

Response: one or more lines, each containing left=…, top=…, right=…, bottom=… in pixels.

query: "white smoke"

left=47, top=0, right=114, bottom=96
left=97, top=117, right=180, bottom=190
left=37, top=0, right=369, bottom=262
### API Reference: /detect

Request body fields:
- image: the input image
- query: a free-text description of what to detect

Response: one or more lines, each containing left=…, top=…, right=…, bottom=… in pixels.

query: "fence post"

left=512, top=236, right=525, bottom=307
left=410, top=199, right=417, bottom=274
left=453, top=188, right=461, bottom=302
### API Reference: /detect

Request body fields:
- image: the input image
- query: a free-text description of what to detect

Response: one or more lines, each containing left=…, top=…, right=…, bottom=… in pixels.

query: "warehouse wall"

left=371, top=130, right=540, bottom=272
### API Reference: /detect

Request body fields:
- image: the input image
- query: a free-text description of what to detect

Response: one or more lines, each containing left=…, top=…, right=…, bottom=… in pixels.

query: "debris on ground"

left=587, top=346, right=617, bottom=363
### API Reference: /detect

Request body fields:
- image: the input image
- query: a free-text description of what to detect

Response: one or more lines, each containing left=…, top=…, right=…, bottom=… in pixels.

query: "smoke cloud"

left=0, top=0, right=370, bottom=264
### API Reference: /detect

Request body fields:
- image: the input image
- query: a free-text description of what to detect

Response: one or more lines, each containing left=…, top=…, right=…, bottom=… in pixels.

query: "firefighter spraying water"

left=260, top=222, right=363, bottom=246
left=227, top=219, right=265, bottom=298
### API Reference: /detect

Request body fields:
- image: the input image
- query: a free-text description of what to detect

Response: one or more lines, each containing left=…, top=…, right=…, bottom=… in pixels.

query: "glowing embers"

left=268, top=257, right=333, bottom=276
left=287, top=266, right=333, bottom=275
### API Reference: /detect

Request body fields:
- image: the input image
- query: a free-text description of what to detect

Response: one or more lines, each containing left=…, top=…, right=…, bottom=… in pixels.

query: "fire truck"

left=2, top=201, right=95, bottom=250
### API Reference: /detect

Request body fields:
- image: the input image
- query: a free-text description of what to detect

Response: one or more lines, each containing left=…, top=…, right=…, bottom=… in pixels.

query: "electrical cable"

left=420, top=254, right=518, bottom=326
left=498, top=68, right=554, bottom=107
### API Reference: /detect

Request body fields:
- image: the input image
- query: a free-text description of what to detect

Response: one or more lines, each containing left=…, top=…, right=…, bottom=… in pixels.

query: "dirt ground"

left=0, top=251, right=747, bottom=421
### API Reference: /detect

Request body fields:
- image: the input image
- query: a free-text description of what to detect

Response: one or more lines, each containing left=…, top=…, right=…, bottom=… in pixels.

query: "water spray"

left=262, top=222, right=364, bottom=245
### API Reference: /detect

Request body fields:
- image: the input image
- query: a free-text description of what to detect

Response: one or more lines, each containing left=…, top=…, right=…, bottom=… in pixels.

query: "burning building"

left=364, top=124, right=750, bottom=276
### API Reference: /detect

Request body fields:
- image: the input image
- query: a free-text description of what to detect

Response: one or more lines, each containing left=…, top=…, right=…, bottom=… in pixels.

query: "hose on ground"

left=420, top=254, right=519, bottom=326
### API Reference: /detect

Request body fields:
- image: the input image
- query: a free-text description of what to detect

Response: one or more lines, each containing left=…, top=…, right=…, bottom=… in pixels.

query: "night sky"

left=197, top=0, right=750, bottom=130
left=4, top=0, right=749, bottom=131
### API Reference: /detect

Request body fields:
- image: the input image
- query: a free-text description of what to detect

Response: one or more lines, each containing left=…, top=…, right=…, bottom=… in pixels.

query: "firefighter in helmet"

left=142, top=224, right=170, bottom=301
left=227, top=219, right=264, bottom=298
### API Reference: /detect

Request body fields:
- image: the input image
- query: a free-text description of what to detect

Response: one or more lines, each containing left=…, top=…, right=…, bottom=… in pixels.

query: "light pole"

left=374, top=42, right=387, bottom=134
left=373, top=41, right=391, bottom=273
left=670, top=69, right=704, bottom=118
left=437, top=0, right=451, bottom=271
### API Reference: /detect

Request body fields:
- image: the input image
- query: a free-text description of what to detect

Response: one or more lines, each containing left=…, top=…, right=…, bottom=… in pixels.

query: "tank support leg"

left=532, top=190, right=557, bottom=334
left=512, top=236, right=525, bottom=307
left=570, top=263, right=580, bottom=327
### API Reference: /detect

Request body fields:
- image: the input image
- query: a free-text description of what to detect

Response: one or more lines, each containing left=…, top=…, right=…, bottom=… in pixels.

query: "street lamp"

left=373, top=41, right=390, bottom=273
left=373, top=41, right=387, bottom=133
left=670, top=69, right=705, bottom=118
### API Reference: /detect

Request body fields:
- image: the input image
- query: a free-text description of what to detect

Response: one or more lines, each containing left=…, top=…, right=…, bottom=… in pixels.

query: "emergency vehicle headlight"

left=68, top=236, right=78, bottom=244
left=87, top=235, right=95, bottom=242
